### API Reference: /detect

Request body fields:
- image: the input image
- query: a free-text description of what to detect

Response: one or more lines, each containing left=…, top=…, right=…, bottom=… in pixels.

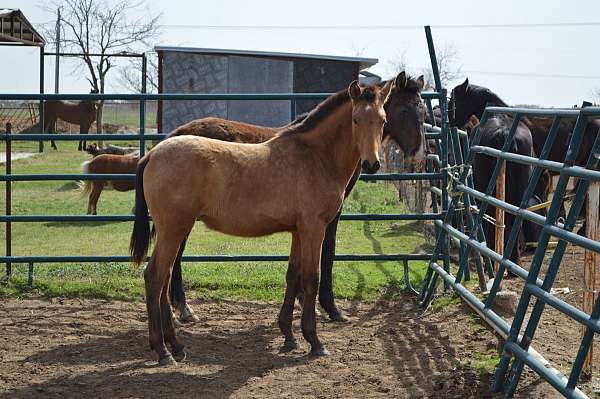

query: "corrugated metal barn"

left=155, top=46, right=378, bottom=132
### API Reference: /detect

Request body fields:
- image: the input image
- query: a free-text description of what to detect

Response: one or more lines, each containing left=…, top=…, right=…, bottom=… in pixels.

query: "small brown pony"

left=44, top=90, right=97, bottom=151
left=131, top=79, right=394, bottom=365
left=80, top=154, right=138, bottom=215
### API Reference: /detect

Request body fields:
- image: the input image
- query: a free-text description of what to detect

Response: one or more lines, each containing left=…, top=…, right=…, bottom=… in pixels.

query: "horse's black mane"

left=279, top=85, right=378, bottom=136
left=467, top=83, right=509, bottom=107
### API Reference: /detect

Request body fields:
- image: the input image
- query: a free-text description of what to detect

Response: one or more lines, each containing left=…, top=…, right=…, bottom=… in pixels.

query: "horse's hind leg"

left=88, top=182, right=104, bottom=215
left=170, top=235, right=199, bottom=323
left=279, top=232, right=301, bottom=352
left=298, top=223, right=328, bottom=356
left=160, top=278, right=186, bottom=361
left=144, top=237, right=182, bottom=365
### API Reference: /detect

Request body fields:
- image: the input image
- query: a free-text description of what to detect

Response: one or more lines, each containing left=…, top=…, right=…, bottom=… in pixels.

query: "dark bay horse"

left=450, top=79, right=597, bottom=235
left=449, top=79, right=553, bottom=264
left=164, top=72, right=426, bottom=323
left=43, top=90, right=97, bottom=151
left=131, top=80, right=395, bottom=364
left=450, top=78, right=598, bottom=167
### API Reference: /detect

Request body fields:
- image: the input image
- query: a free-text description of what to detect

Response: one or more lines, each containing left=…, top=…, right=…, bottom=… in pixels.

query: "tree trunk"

left=96, top=100, right=104, bottom=147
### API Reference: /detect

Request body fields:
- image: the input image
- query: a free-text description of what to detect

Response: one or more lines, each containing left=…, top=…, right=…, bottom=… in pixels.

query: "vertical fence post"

left=39, top=45, right=45, bottom=153
left=495, top=161, right=506, bottom=273
left=5, top=122, right=11, bottom=279
left=582, top=180, right=600, bottom=379
left=28, top=262, right=34, bottom=287
left=140, top=53, right=147, bottom=156
left=290, top=99, right=296, bottom=121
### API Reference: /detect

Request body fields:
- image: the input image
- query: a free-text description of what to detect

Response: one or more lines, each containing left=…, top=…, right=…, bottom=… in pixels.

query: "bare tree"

left=41, top=0, right=161, bottom=131
left=590, top=88, right=600, bottom=105
left=118, top=51, right=159, bottom=93
left=386, top=49, right=410, bottom=77
left=422, top=43, right=462, bottom=89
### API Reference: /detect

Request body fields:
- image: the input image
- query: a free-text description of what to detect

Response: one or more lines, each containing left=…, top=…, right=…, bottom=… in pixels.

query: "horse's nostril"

left=373, top=161, right=381, bottom=171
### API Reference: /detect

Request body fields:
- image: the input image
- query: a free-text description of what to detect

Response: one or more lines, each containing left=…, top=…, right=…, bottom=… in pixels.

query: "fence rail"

left=1, top=89, right=448, bottom=289
left=421, top=103, right=600, bottom=398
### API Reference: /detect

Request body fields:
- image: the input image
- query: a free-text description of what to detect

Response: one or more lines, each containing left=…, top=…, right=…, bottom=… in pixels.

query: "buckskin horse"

left=163, top=72, right=426, bottom=324
left=450, top=79, right=597, bottom=236
left=43, top=89, right=98, bottom=151
left=131, top=79, right=395, bottom=365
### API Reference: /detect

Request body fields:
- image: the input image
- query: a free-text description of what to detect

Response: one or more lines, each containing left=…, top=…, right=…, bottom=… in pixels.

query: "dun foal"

left=131, top=80, right=394, bottom=365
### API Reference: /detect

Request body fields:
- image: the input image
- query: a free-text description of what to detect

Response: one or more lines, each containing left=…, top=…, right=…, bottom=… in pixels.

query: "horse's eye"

left=353, top=119, right=358, bottom=125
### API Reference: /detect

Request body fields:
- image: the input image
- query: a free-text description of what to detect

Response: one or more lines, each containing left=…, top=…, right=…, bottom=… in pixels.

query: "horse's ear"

left=348, top=80, right=362, bottom=101
left=458, top=78, right=469, bottom=93
left=380, top=79, right=394, bottom=104
left=416, top=75, right=425, bottom=91
left=395, top=71, right=407, bottom=90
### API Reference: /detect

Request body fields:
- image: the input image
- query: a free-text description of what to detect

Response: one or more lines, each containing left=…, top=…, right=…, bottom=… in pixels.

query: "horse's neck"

left=299, top=102, right=358, bottom=184
left=476, top=91, right=505, bottom=118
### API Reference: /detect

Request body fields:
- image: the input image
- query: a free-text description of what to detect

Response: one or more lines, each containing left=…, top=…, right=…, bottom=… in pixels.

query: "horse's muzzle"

left=362, top=160, right=380, bottom=174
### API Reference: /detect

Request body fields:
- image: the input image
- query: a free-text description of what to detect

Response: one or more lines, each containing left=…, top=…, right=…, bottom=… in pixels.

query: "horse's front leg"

left=49, top=124, right=58, bottom=151
left=279, top=232, right=301, bottom=351
left=318, top=212, right=347, bottom=322
left=318, top=162, right=360, bottom=321
left=78, top=125, right=89, bottom=151
left=299, top=223, right=328, bottom=356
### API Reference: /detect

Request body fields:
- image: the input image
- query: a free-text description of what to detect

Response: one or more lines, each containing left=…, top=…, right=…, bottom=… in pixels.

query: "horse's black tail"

left=130, top=154, right=151, bottom=265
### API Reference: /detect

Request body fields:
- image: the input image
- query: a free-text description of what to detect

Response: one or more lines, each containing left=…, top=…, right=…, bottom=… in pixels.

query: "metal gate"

left=420, top=99, right=600, bottom=397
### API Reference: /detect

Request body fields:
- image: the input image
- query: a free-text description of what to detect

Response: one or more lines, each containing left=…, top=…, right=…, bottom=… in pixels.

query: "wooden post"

left=495, top=161, right=506, bottom=273
left=582, top=181, right=600, bottom=379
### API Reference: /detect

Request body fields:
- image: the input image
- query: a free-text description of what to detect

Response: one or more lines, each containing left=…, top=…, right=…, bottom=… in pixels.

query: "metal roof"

left=154, top=45, right=377, bottom=70
left=0, top=9, right=45, bottom=46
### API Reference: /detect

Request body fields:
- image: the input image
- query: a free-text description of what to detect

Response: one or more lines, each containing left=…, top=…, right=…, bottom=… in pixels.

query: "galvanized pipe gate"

left=3, top=26, right=597, bottom=397
left=420, top=97, right=600, bottom=397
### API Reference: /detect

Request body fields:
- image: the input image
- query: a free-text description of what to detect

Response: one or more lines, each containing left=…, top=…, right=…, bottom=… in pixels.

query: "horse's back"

left=168, top=117, right=277, bottom=143
left=143, top=135, right=339, bottom=237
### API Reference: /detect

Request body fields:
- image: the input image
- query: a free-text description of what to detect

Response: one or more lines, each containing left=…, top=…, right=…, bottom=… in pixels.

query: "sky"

left=3, top=0, right=600, bottom=107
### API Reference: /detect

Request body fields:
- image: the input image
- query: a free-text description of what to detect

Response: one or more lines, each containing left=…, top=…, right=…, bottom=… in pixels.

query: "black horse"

left=450, top=79, right=596, bottom=237
left=449, top=79, right=551, bottom=264
left=165, top=73, right=428, bottom=323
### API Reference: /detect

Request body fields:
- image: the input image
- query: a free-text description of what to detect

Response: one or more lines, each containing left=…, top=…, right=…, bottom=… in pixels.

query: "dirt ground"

left=0, top=293, right=563, bottom=399
left=497, top=244, right=600, bottom=398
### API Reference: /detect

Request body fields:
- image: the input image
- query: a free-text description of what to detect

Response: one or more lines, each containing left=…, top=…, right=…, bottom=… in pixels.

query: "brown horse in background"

left=44, top=90, right=97, bottom=151
left=162, top=72, right=426, bottom=324
left=80, top=154, right=138, bottom=215
left=131, top=80, right=394, bottom=365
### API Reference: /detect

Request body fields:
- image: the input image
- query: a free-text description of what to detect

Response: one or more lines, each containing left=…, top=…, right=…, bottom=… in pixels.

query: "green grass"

left=0, top=141, right=430, bottom=302
left=464, top=350, right=502, bottom=374
left=101, top=108, right=157, bottom=130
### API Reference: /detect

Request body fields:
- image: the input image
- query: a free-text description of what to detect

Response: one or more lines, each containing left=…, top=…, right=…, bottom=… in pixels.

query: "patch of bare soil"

left=0, top=296, right=558, bottom=398
left=494, top=243, right=600, bottom=397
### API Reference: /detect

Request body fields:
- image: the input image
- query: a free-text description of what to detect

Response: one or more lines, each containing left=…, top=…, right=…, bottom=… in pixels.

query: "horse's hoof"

left=179, top=304, right=199, bottom=323
left=280, top=339, right=299, bottom=353
left=172, top=349, right=186, bottom=362
left=309, top=346, right=330, bottom=357
left=328, top=308, right=349, bottom=323
left=158, top=353, right=177, bottom=366
left=172, top=315, right=183, bottom=329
